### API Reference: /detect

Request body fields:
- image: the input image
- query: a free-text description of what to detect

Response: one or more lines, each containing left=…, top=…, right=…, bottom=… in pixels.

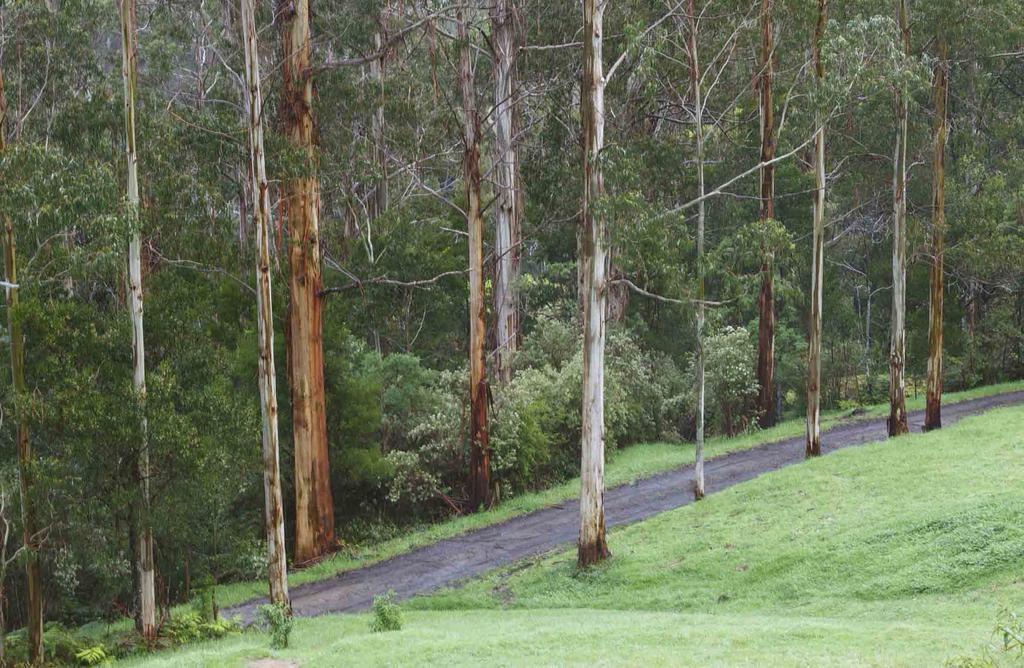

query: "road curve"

left=228, top=390, right=1024, bottom=620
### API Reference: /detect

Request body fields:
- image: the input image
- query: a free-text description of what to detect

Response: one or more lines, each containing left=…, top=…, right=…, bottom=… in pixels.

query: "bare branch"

left=320, top=269, right=469, bottom=296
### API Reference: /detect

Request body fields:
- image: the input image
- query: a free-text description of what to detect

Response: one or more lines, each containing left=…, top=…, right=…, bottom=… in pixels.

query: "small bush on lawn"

left=257, top=602, right=294, bottom=649
left=370, top=591, right=403, bottom=632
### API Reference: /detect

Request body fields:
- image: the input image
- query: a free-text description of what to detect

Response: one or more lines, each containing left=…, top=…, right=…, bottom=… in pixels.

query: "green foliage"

left=165, top=611, right=241, bottom=645
left=674, top=326, right=760, bottom=436
left=75, top=644, right=111, bottom=666
left=257, top=603, right=294, bottom=649
left=370, top=591, right=404, bottom=633
left=190, top=579, right=218, bottom=622
left=996, top=608, right=1024, bottom=656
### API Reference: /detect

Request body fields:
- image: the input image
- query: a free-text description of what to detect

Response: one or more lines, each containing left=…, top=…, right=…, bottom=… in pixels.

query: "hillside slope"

left=127, top=404, right=1024, bottom=666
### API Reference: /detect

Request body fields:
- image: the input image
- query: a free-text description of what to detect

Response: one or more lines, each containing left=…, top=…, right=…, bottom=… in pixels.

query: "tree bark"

left=925, top=36, right=948, bottom=431
left=0, top=66, right=44, bottom=665
left=368, top=17, right=388, bottom=222
left=888, top=0, right=910, bottom=437
left=806, top=0, right=827, bottom=458
left=578, top=0, right=610, bottom=568
left=755, top=0, right=777, bottom=428
left=241, top=0, right=289, bottom=606
left=491, top=0, right=520, bottom=385
left=118, top=0, right=156, bottom=639
left=278, top=0, right=335, bottom=564
left=457, top=8, right=492, bottom=510
left=686, top=0, right=706, bottom=501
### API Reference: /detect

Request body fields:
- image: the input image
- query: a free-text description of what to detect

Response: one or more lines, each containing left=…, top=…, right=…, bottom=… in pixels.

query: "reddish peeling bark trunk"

left=925, top=36, right=949, bottom=431
left=578, top=0, right=610, bottom=567
left=279, top=0, right=335, bottom=564
left=887, top=0, right=910, bottom=437
left=241, top=0, right=289, bottom=605
left=457, top=8, right=492, bottom=510
left=755, top=0, right=777, bottom=428
left=806, top=0, right=827, bottom=458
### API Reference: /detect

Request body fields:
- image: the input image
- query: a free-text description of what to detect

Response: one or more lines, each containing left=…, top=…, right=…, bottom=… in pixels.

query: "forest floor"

left=125, top=395, right=1024, bottom=666
left=208, top=380, right=1024, bottom=614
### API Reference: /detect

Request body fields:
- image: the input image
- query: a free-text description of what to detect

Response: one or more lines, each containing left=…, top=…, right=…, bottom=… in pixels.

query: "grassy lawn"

left=125, top=395, right=1024, bottom=666
left=209, top=380, right=1024, bottom=610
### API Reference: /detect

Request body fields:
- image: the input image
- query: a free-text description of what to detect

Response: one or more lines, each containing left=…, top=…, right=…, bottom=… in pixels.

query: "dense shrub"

left=164, top=612, right=239, bottom=644
left=370, top=591, right=404, bottom=632
left=257, top=603, right=293, bottom=649
left=675, top=326, right=760, bottom=436
left=372, top=311, right=689, bottom=507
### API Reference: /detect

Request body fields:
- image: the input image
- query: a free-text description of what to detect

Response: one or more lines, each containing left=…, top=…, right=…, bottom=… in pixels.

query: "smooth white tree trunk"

left=578, top=0, right=610, bottom=567
left=806, top=0, right=828, bottom=458
left=925, top=36, right=948, bottom=432
left=686, top=0, right=706, bottom=500
left=491, top=0, right=520, bottom=384
left=368, top=20, right=387, bottom=221
left=240, top=0, right=289, bottom=608
left=119, top=0, right=156, bottom=638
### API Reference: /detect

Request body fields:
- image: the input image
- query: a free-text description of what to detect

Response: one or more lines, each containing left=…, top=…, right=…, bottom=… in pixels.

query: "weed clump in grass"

left=257, top=603, right=294, bottom=649
left=370, top=591, right=403, bottom=632
left=946, top=608, right=1024, bottom=667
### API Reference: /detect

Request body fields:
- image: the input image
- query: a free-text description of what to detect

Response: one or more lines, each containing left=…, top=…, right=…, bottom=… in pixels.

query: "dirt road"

left=229, top=390, right=1024, bottom=620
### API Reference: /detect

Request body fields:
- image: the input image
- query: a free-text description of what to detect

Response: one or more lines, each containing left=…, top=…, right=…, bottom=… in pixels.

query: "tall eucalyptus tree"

left=491, top=0, right=521, bottom=385
left=240, top=0, right=289, bottom=606
left=118, top=0, right=156, bottom=638
left=278, top=0, right=336, bottom=564
left=925, top=36, right=949, bottom=431
left=888, top=0, right=911, bottom=437
left=578, top=0, right=610, bottom=567
left=0, top=59, right=44, bottom=666
left=806, top=0, right=828, bottom=458
left=685, top=0, right=707, bottom=500
left=457, top=5, right=492, bottom=510
left=755, top=0, right=777, bottom=428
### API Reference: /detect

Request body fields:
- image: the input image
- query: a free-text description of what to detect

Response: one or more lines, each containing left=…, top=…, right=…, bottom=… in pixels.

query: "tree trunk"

left=278, top=0, right=335, bottom=564
left=578, top=0, right=610, bottom=568
left=865, top=283, right=873, bottom=393
left=368, top=17, right=388, bottom=222
left=755, top=0, right=777, bottom=428
left=888, top=0, right=910, bottom=437
left=491, top=0, right=520, bottom=385
left=1, top=67, right=44, bottom=665
left=457, top=8, right=492, bottom=510
left=925, top=36, right=948, bottom=431
left=806, top=0, right=827, bottom=458
left=0, top=584, right=5, bottom=665
left=241, top=0, right=289, bottom=606
left=118, top=0, right=156, bottom=639
left=686, top=0, right=706, bottom=501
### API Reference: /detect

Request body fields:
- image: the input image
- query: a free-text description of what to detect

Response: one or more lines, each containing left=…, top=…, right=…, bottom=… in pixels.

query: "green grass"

left=210, top=380, right=1024, bottom=610
left=125, top=393, right=1024, bottom=666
